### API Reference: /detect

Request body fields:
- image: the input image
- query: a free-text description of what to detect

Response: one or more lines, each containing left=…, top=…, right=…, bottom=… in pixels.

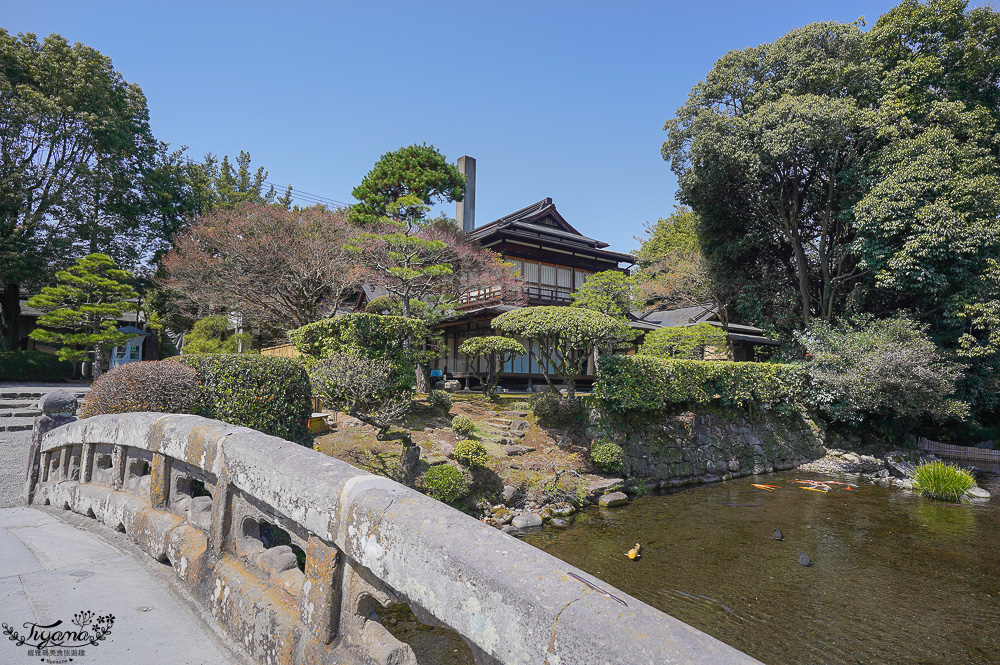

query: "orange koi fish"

left=801, top=487, right=828, bottom=493
left=752, top=484, right=781, bottom=490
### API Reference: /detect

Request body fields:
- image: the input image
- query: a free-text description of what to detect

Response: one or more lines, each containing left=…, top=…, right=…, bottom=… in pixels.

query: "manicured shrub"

left=310, top=353, right=411, bottom=430
left=530, top=389, right=589, bottom=427
left=506, top=401, right=532, bottom=411
left=287, top=313, right=429, bottom=394
left=453, top=439, right=488, bottom=467
left=639, top=323, right=729, bottom=360
left=428, top=389, right=452, bottom=414
left=169, top=354, right=312, bottom=445
left=79, top=361, right=202, bottom=419
left=458, top=336, right=526, bottom=397
left=0, top=351, right=74, bottom=382
left=594, top=354, right=806, bottom=413
left=420, top=464, right=467, bottom=504
left=451, top=414, right=475, bottom=436
left=911, top=461, right=976, bottom=502
left=590, top=439, right=626, bottom=473
left=182, top=315, right=255, bottom=354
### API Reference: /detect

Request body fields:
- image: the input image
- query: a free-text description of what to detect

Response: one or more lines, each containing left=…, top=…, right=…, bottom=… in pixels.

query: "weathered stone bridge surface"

left=24, top=392, right=761, bottom=665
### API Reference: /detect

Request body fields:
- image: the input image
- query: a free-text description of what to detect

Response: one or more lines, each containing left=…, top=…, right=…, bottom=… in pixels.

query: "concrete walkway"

left=1, top=507, right=242, bottom=665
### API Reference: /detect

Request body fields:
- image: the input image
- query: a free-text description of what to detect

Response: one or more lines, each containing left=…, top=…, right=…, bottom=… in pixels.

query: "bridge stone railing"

left=24, top=392, right=760, bottom=665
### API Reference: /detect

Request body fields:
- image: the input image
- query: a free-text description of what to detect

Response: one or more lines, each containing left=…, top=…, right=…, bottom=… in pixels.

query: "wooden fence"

left=917, top=437, right=1000, bottom=465
left=260, top=343, right=300, bottom=358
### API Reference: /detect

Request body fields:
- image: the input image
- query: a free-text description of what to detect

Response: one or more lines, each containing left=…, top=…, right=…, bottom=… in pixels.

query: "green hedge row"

left=167, top=354, right=313, bottom=445
left=0, top=351, right=75, bottom=382
left=594, top=354, right=806, bottom=413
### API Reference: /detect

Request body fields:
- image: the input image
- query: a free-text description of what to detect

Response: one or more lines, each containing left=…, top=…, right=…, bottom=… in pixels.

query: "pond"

left=523, top=470, right=1000, bottom=665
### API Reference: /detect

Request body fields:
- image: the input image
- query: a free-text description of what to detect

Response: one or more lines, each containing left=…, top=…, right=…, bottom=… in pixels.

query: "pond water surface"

left=523, top=470, right=1000, bottom=665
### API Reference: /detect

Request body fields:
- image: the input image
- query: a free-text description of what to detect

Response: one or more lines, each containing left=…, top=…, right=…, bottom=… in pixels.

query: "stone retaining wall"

left=25, top=393, right=761, bottom=665
left=594, top=409, right=827, bottom=489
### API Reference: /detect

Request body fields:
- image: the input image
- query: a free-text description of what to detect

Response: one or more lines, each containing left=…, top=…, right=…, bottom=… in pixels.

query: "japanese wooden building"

left=433, top=197, right=637, bottom=390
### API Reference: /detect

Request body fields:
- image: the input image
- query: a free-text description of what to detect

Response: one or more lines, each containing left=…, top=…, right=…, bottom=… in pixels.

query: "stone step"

left=0, top=417, right=35, bottom=432
left=0, top=390, right=88, bottom=400
left=0, top=410, right=39, bottom=418
left=0, top=401, right=37, bottom=409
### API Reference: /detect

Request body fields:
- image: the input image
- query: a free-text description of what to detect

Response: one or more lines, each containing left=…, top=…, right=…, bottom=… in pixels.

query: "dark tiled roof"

left=117, top=325, right=151, bottom=336
left=468, top=198, right=636, bottom=265
left=634, top=304, right=770, bottom=338
left=636, top=304, right=716, bottom=327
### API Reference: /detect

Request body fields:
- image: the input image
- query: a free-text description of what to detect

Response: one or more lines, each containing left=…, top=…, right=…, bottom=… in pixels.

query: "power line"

left=167, top=141, right=355, bottom=208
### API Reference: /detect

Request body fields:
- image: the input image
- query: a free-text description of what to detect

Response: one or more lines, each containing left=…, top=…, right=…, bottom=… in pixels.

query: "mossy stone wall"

left=591, top=408, right=826, bottom=489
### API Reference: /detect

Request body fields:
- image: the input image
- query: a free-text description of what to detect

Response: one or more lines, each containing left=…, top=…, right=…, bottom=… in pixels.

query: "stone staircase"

left=0, top=388, right=89, bottom=432
left=486, top=411, right=531, bottom=431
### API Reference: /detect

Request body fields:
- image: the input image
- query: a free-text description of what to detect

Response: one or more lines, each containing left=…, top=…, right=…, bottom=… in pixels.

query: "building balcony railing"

left=457, top=284, right=574, bottom=309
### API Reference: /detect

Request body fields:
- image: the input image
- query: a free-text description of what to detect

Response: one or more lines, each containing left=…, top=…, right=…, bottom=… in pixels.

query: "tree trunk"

left=790, top=237, right=812, bottom=326
left=0, top=284, right=19, bottom=351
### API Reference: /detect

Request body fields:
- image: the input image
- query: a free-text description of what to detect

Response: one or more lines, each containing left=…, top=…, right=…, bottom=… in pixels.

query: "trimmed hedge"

left=451, top=414, right=475, bottom=436
left=80, top=361, right=202, bottom=419
left=169, top=354, right=312, bottom=445
left=453, top=439, right=489, bottom=467
left=428, top=389, right=452, bottom=414
left=594, top=354, right=806, bottom=413
left=420, top=464, right=468, bottom=504
left=590, top=439, right=626, bottom=473
left=0, top=351, right=74, bottom=382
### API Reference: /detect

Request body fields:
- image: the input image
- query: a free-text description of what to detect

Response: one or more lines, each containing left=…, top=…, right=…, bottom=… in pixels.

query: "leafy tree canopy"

left=161, top=203, right=359, bottom=332
left=663, top=0, right=1000, bottom=418
left=796, top=316, right=968, bottom=426
left=0, top=30, right=154, bottom=348
left=458, top=335, right=526, bottom=397
left=492, top=306, right=635, bottom=397
left=350, top=144, right=465, bottom=226
left=182, top=315, right=254, bottom=355
left=570, top=270, right=639, bottom=319
left=639, top=323, right=729, bottom=360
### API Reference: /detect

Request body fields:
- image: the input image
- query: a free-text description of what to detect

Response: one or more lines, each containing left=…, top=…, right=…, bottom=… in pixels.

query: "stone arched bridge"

left=22, top=391, right=760, bottom=665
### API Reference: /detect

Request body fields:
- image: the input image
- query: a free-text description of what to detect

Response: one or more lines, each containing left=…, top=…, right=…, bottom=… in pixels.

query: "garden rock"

left=503, top=445, right=534, bottom=457
left=440, top=444, right=455, bottom=458
left=343, top=417, right=363, bottom=428
left=443, top=380, right=461, bottom=391
left=551, top=518, right=569, bottom=528
left=512, top=512, right=542, bottom=529
left=966, top=487, right=990, bottom=500
left=491, top=507, right=514, bottom=525
left=598, top=492, right=628, bottom=508
left=550, top=503, right=575, bottom=517
left=502, top=411, right=529, bottom=418
left=510, top=419, right=530, bottom=432
left=586, top=478, right=624, bottom=497
left=500, top=525, right=519, bottom=535
left=501, top=485, right=516, bottom=502
left=884, top=451, right=918, bottom=478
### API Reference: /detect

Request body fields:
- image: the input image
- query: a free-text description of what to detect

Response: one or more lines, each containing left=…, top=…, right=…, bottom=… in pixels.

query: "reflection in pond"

left=376, top=602, right=476, bottom=665
left=524, top=470, right=1000, bottom=665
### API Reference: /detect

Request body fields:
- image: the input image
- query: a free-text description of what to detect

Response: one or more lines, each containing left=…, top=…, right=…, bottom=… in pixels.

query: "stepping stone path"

left=0, top=387, right=88, bottom=432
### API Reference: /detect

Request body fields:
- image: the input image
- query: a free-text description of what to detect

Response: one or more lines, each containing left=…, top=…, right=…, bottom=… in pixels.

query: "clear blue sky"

left=7, top=0, right=913, bottom=255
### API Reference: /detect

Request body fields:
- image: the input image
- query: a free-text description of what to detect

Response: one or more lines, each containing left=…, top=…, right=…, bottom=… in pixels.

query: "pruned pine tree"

left=27, top=254, right=139, bottom=380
